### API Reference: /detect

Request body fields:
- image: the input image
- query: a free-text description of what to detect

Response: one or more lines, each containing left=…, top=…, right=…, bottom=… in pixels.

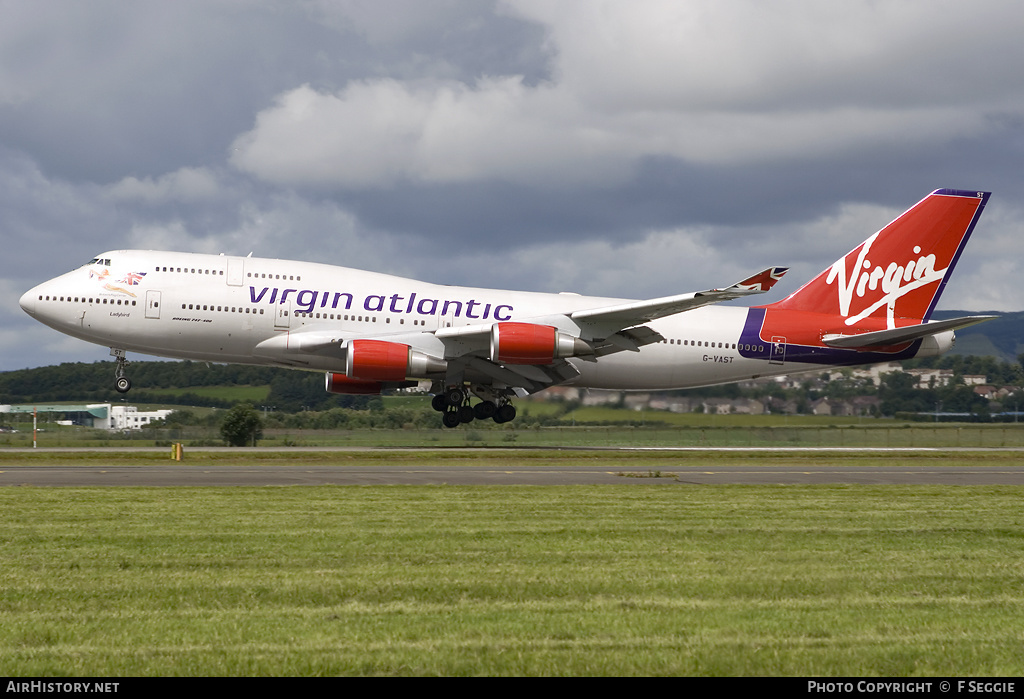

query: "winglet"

left=726, top=267, right=789, bottom=293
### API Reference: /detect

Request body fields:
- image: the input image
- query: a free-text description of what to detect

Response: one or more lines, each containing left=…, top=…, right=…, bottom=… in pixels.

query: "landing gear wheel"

left=431, top=394, right=448, bottom=412
left=444, top=386, right=466, bottom=407
left=458, top=405, right=475, bottom=424
left=115, top=376, right=132, bottom=394
left=442, top=410, right=462, bottom=428
left=494, top=404, right=517, bottom=424
left=474, top=400, right=497, bottom=420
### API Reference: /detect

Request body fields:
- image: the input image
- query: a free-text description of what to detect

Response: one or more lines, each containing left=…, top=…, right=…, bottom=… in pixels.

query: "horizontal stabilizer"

left=822, top=315, right=996, bottom=349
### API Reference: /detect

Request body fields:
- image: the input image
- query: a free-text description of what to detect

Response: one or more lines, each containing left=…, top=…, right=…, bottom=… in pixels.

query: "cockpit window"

left=87, top=257, right=112, bottom=266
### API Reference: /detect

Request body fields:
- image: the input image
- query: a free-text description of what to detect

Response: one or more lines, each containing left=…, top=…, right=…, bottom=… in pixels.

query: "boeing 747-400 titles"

left=20, top=189, right=994, bottom=427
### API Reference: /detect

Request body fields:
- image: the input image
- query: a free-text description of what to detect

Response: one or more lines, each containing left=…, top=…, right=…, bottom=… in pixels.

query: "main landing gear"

left=111, top=348, right=132, bottom=393
left=431, top=385, right=517, bottom=428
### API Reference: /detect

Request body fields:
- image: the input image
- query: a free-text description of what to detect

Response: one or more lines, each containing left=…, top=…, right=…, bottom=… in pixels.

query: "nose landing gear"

left=111, top=348, right=132, bottom=393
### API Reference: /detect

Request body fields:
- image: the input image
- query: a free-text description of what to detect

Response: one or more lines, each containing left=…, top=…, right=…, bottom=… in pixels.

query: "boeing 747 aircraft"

left=20, top=189, right=994, bottom=427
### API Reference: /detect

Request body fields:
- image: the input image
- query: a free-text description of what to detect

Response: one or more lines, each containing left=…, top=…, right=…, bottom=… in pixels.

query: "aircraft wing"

left=568, top=267, right=788, bottom=338
left=822, top=315, right=996, bottom=349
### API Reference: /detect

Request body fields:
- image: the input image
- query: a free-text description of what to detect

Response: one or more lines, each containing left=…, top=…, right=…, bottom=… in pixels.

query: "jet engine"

left=325, top=372, right=384, bottom=395
left=489, top=322, right=591, bottom=365
left=345, top=339, right=446, bottom=381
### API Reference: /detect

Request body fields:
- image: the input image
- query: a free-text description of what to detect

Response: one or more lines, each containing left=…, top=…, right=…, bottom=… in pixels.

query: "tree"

left=220, top=403, right=264, bottom=446
left=878, top=370, right=933, bottom=415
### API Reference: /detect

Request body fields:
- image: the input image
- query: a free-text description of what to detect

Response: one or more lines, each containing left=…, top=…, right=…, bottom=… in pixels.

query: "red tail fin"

left=767, top=189, right=989, bottom=328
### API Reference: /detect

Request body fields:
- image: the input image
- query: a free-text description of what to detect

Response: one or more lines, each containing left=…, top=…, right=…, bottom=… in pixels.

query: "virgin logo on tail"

left=826, top=234, right=945, bottom=328
left=767, top=190, right=988, bottom=327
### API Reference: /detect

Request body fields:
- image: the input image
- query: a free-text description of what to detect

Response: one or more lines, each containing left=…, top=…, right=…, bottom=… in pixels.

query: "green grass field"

left=2, top=466, right=1023, bottom=675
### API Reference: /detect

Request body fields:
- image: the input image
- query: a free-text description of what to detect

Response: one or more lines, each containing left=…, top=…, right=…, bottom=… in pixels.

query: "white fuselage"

left=19, top=250, right=871, bottom=391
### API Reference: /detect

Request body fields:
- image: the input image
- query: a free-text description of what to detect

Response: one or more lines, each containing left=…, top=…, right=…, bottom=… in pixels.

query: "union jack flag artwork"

left=735, top=266, right=788, bottom=292
left=119, top=271, right=147, bottom=286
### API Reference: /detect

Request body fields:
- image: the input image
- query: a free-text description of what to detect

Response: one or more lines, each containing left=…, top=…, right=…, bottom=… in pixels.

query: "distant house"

left=973, top=385, right=998, bottom=400
left=850, top=362, right=904, bottom=386
left=767, top=397, right=802, bottom=415
left=907, top=368, right=954, bottom=388
left=731, top=398, right=767, bottom=415
left=848, top=396, right=882, bottom=416
left=810, top=398, right=834, bottom=416
left=701, top=399, right=735, bottom=415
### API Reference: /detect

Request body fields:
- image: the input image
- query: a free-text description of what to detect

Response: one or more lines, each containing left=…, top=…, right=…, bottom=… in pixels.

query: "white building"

left=105, top=405, right=175, bottom=431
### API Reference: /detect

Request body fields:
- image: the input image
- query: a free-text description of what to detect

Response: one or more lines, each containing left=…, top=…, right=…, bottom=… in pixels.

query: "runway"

left=4, top=447, right=1024, bottom=485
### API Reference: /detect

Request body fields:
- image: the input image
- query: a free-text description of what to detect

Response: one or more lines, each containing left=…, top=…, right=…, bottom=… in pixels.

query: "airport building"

left=0, top=404, right=175, bottom=431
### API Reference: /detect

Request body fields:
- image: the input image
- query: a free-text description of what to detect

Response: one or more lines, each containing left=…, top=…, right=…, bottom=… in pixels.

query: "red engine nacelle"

left=347, top=339, right=410, bottom=381
left=345, top=339, right=447, bottom=381
left=489, top=322, right=590, bottom=365
left=325, top=372, right=383, bottom=395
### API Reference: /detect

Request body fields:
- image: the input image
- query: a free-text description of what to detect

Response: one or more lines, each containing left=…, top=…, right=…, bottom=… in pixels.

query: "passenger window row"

left=156, top=266, right=224, bottom=275
left=296, top=312, right=374, bottom=322
left=153, top=266, right=302, bottom=282
left=292, top=313, right=430, bottom=326
left=180, top=304, right=265, bottom=314
left=661, top=339, right=737, bottom=349
left=659, top=339, right=766, bottom=352
left=248, top=272, right=301, bottom=281
left=40, top=295, right=137, bottom=306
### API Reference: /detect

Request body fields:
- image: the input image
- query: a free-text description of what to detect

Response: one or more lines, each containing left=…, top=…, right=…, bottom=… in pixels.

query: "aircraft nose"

left=19, top=288, right=37, bottom=317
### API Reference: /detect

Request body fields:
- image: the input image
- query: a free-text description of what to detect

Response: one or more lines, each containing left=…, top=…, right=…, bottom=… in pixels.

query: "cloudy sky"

left=4, top=0, right=1024, bottom=370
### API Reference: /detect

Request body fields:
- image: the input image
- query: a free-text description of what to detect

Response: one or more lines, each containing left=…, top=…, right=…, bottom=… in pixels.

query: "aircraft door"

left=769, top=336, right=786, bottom=365
left=145, top=290, right=162, bottom=319
left=274, top=299, right=291, bottom=329
left=226, top=258, right=244, bottom=287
